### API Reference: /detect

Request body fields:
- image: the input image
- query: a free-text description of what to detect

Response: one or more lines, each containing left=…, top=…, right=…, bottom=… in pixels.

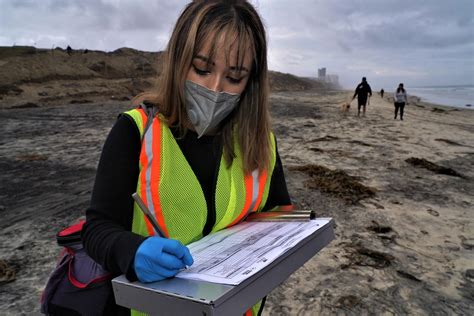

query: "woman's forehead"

left=195, top=31, right=253, bottom=67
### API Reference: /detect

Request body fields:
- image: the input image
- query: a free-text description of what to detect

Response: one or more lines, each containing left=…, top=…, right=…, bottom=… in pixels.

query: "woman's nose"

left=208, top=75, right=223, bottom=93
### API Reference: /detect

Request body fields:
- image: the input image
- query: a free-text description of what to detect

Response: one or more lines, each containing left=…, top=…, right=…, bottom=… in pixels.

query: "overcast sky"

left=1, top=0, right=473, bottom=89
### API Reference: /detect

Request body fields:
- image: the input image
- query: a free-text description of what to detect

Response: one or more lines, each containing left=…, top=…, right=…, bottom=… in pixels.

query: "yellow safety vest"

left=124, top=108, right=276, bottom=316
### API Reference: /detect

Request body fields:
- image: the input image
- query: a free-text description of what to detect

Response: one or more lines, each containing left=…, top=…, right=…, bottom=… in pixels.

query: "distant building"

left=316, top=67, right=340, bottom=88
left=318, top=67, right=326, bottom=78
left=326, top=74, right=339, bottom=85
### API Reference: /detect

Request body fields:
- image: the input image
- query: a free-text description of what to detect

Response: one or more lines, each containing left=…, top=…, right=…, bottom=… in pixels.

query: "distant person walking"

left=380, top=88, right=384, bottom=99
left=352, top=77, right=372, bottom=116
left=394, top=83, right=408, bottom=120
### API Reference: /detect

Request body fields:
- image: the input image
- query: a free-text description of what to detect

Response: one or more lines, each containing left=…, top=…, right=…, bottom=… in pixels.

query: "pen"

left=132, top=193, right=166, bottom=238
left=132, top=193, right=189, bottom=270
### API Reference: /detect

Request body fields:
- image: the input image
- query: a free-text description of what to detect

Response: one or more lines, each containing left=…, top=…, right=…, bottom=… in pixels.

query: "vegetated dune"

left=0, top=46, right=335, bottom=109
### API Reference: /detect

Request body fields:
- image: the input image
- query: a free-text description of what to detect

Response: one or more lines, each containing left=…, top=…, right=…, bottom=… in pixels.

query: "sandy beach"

left=0, top=47, right=473, bottom=314
left=264, top=91, right=474, bottom=315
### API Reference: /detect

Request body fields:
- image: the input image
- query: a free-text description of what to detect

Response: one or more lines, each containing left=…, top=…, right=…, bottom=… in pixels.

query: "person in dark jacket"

left=352, top=77, right=372, bottom=116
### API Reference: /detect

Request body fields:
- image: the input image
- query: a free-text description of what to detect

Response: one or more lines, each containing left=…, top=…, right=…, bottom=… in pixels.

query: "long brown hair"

left=135, top=0, right=271, bottom=173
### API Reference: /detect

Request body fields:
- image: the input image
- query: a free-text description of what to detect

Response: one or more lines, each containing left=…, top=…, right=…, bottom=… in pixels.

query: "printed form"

left=176, top=219, right=330, bottom=285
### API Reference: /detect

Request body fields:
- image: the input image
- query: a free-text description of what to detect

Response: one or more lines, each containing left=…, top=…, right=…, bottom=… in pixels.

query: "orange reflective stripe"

left=253, top=169, right=267, bottom=212
left=137, top=108, right=147, bottom=130
left=243, top=173, right=254, bottom=214
left=228, top=173, right=254, bottom=227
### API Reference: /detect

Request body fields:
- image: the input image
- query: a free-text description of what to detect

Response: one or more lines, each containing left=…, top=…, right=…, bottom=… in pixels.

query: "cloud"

left=0, top=0, right=187, bottom=50
left=258, top=0, right=474, bottom=87
left=0, top=0, right=472, bottom=87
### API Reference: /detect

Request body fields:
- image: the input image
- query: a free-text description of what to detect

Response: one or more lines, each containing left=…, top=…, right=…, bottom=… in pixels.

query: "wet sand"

left=0, top=90, right=473, bottom=314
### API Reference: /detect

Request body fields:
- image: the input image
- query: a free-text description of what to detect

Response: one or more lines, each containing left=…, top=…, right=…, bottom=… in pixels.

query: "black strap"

left=138, top=102, right=159, bottom=140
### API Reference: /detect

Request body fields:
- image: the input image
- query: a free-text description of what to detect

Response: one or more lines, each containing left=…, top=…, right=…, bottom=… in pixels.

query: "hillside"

left=0, top=46, right=333, bottom=108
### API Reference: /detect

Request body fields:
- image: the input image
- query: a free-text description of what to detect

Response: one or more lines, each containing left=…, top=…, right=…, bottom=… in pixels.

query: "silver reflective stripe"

left=144, top=119, right=156, bottom=225
left=248, top=169, right=259, bottom=212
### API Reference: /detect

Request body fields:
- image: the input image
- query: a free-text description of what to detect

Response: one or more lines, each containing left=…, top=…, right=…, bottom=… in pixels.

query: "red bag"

left=41, top=220, right=114, bottom=315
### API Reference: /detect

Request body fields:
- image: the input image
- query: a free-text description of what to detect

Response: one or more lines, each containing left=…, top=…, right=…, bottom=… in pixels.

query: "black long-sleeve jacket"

left=82, top=115, right=292, bottom=281
left=353, top=81, right=372, bottom=101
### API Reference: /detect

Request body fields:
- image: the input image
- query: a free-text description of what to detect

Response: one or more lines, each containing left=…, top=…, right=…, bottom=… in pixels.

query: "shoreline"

left=403, top=94, right=472, bottom=111
left=340, top=88, right=473, bottom=112
left=411, top=97, right=473, bottom=110
left=368, top=84, right=474, bottom=110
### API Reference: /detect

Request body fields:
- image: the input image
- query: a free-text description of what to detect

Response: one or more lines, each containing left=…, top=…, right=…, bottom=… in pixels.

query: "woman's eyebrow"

left=194, top=55, right=214, bottom=65
left=193, top=54, right=249, bottom=73
left=229, top=65, right=249, bottom=73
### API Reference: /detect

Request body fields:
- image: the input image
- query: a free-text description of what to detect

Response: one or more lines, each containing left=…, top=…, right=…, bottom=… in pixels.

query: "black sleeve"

left=262, top=138, right=292, bottom=211
left=82, top=114, right=145, bottom=281
left=352, top=85, right=359, bottom=99
left=368, top=84, right=372, bottom=96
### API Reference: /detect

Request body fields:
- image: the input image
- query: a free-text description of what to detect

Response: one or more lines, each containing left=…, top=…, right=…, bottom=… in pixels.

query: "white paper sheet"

left=176, top=219, right=330, bottom=285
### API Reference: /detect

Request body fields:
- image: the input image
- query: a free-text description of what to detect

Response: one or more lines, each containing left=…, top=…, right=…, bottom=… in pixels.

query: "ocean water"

left=408, top=85, right=474, bottom=109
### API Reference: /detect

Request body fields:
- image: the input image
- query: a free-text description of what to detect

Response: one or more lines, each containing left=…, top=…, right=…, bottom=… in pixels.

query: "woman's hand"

left=134, top=237, right=194, bottom=283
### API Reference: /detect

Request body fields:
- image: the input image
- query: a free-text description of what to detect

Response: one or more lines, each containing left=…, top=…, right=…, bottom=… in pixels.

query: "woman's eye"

left=227, top=77, right=243, bottom=84
left=193, top=65, right=210, bottom=76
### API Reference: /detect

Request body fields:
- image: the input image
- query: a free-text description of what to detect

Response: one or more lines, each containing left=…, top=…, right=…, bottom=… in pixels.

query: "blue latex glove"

left=134, top=237, right=194, bottom=283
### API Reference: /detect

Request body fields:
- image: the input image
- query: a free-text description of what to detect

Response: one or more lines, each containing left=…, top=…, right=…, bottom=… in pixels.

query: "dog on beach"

left=340, top=102, right=351, bottom=113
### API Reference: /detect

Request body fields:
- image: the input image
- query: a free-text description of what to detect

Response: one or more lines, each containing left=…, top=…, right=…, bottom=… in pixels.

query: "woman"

left=82, top=1, right=292, bottom=315
left=394, top=83, right=408, bottom=120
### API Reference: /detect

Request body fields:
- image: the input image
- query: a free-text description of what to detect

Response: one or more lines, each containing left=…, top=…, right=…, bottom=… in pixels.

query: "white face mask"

left=184, top=80, right=240, bottom=138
